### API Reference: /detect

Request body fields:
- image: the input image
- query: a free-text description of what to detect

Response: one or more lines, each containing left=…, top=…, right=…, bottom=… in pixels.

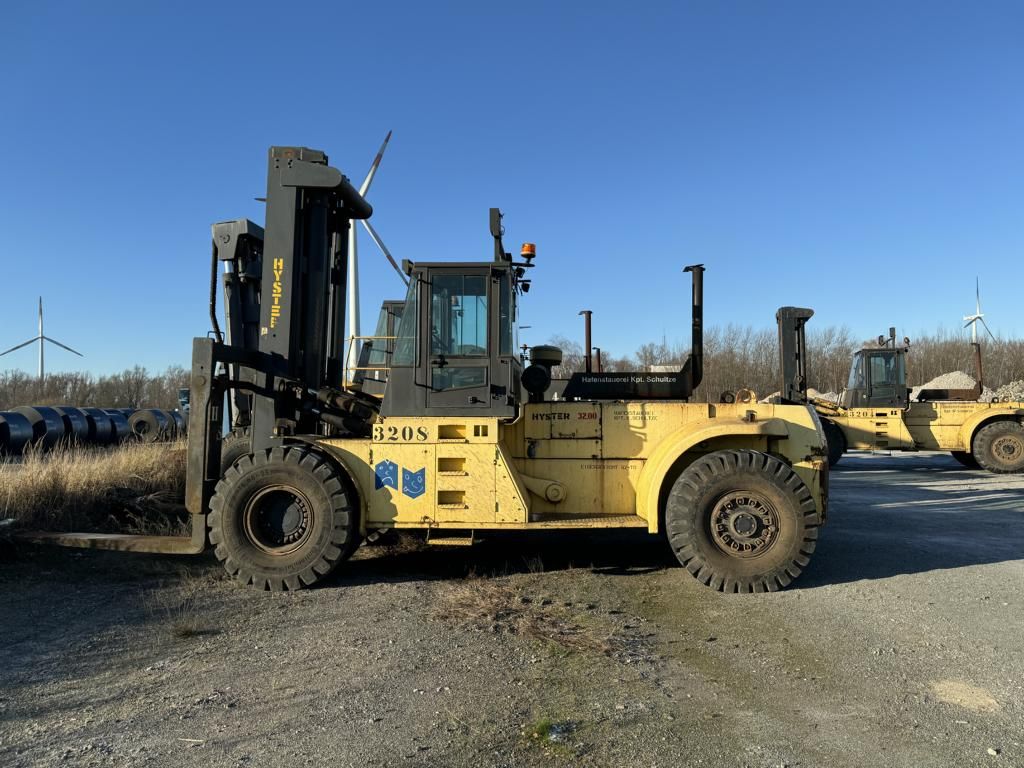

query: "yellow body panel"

left=819, top=400, right=1024, bottom=453
left=320, top=400, right=828, bottom=535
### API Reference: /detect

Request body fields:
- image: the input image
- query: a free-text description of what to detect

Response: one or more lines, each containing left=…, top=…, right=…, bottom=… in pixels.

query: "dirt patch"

left=931, top=679, right=1000, bottom=712
left=436, top=576, right=645, bottom=660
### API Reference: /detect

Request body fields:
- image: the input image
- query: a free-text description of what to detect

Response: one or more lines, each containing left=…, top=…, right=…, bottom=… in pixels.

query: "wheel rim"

left=243, top=485, right=314, bottom=555
left=709, top=491, right=780, bottom=558
left=991, top=434, right=1023, bottom=465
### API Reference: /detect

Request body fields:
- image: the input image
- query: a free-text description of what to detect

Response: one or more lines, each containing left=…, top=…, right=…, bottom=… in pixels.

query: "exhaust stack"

left=683, top=264, right=704, bottom=394
left=579, top=310, right=593, bottom=373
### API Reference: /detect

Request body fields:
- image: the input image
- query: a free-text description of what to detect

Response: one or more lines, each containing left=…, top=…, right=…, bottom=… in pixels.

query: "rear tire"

left=208, top=446, right=359, bottom=590
left=665, top=450, right=820, bottom=592
left=821, top=419, right=846, bottom=467
left=972, top=421, right=1024, bottom=474
left=950, top=451, right=979, bottom=469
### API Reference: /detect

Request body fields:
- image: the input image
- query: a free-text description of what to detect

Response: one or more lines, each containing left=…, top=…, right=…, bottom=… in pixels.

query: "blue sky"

left=1, top=1, right=1021, bottom=374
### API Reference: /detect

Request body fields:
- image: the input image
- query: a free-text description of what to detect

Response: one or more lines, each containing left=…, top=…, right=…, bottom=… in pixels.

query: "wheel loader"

left=25, top=145, right=830, bottom=593
left=793, top=323, right=1024, bottom=473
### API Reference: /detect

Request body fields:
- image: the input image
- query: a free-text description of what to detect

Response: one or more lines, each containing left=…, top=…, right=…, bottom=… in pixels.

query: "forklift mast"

left=186, top=147, right=374, bottom=516
left=211, top=218, right=264, bottom=428
left=776, top=306, right=814, bottom=404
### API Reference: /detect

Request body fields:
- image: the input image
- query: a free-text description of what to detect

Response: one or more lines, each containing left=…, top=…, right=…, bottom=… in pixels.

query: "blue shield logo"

left=374, top=459, right=398, bottom=490
left=402, top=467, right=426, bottom=499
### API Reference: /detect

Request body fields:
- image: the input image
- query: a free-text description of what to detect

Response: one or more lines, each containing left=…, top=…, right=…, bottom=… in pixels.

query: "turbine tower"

left=345, top=131, right=409, bottom=384
left=963, top=277, right=996, bottom=343
left=0, top=297, right=83, bottom=379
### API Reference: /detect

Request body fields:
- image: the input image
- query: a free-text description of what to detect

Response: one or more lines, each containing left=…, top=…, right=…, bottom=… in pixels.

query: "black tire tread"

left=208, top=445, right=358, bottom=590
left=665, top=449, right=820, bottom=593
left=220, top=427, right=253, bottom=476
left=950, top=450, right=979, bottom=469
left=821, top=419, right=846, bottom=467
left=971, top=421, right=1024, bottom=474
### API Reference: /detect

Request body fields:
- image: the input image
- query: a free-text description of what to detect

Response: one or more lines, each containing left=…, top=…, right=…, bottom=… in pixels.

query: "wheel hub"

left=243, top=485, right=313, bottom=555
left=992, top=435, right=1023, bottom=463
left=710, top=492, right=779, bottom=558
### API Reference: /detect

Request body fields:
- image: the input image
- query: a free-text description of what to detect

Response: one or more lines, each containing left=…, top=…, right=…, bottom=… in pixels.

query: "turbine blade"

left=42, top=336, right=84, bottom=356
left=0, top=337, right=40, bottom=357
left=358, top=130, right=393, bottom=197
left=979, top=317, right=997, bottom=342
left=361, top=219, right=409, bottom=285
left=976, top=276, right=980, bottom=314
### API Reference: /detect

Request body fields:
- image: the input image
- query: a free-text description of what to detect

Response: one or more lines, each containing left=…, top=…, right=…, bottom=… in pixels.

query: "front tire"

left=208, top=446, right=359, bottom=590
left=950, top=451, right=979, bottom=469
left=972, top=421, right=1024, bottom=474
left=821, top=419, right=846, bottom=467
left=220, top=427, right=252, bottom=475
left=665, top=450, right=820, bottom=592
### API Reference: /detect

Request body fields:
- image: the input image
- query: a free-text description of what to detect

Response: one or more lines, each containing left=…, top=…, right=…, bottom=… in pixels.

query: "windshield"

left=847, top=353, right=865, bottom=389
left=868, top=351, right=905, bottom=388
left=391, top=279, right=418, bottom=366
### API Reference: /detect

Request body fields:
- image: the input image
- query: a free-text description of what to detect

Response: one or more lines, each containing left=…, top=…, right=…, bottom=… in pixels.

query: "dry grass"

left=0, top=441, right=187, bottom=534
left=146, top=570, right=220, bottom=640
left=437, top=578, right=619, bottom=656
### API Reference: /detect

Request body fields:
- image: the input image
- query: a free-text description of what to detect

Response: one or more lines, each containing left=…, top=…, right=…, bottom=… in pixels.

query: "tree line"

left=0, top=366, right=190, bottom=411
left=548, top=326, right=1024, bottom=402
left=1, top=327, right=1021, bottom=410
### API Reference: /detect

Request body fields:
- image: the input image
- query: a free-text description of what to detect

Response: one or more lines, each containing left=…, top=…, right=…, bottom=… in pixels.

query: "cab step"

left=426, top=531, right=476, bottom=547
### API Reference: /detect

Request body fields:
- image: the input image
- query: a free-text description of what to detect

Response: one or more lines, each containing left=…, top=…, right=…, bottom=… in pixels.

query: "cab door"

left=425, top=270, right=492, bottom=409
left=865, top=351, right=906, bottom=408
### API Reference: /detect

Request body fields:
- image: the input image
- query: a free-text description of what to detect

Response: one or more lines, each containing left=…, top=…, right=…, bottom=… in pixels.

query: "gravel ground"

left=1, top=452, right=1022, bottom=768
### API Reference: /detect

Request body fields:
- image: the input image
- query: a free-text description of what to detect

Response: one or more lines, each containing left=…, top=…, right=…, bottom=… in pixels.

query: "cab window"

left=869, top=353, right=898, bottom=387
left=430, top=275, right=487, bottom=356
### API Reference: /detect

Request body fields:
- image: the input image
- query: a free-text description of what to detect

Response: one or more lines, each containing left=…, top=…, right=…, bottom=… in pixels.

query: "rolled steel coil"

left=158, top=409, right=177, bottom=440
left=128, top=409, right=170, bottom=443
left=0, top=411, right=35, bottom=455
left=169, top=409, right=187, bottom=437
left=80, top=407, right=116, bottom=445
left=12, top=405, right=67, bottom=449
left=52, top=406, right=92, bottom=444
left=102, top=409, right=132, bottom=443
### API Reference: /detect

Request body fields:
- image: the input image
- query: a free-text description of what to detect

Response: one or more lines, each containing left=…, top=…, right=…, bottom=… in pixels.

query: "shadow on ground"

left=797, top=452, right=1024, bottom=587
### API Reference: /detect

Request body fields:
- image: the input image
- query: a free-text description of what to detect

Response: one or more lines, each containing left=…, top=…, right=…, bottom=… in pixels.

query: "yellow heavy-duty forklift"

left=808, top=329, right=1024, bottom=473
left=30, top=146, right=830, bottom=593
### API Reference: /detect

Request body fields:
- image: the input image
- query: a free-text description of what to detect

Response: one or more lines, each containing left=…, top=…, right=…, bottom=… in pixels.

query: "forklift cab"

left=840, top=348, right=907, bottom=409
left=381, top=262, right=521, bottom=417
left=380, top=210, right=528, bottom=418
left=359, top=299, right=405, bottom=397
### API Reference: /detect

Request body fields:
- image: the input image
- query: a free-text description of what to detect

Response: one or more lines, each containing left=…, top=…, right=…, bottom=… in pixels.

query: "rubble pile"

left=987, top=379, right=1024, bottom=402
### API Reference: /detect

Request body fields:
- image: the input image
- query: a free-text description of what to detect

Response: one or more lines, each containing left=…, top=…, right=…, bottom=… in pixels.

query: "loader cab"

left=360, top=300, right=405, bottom=398
left=840, top=348, right=908, bottom=409
left=381, top=260, right=522, bottom=418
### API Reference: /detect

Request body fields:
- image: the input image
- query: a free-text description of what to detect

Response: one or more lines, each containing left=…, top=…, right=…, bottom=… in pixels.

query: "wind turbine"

left=963, top=277, right=996, bottom=343
left=345, top=131, right=409, bottom=383
left=0, top=297, right=83, bottom=379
